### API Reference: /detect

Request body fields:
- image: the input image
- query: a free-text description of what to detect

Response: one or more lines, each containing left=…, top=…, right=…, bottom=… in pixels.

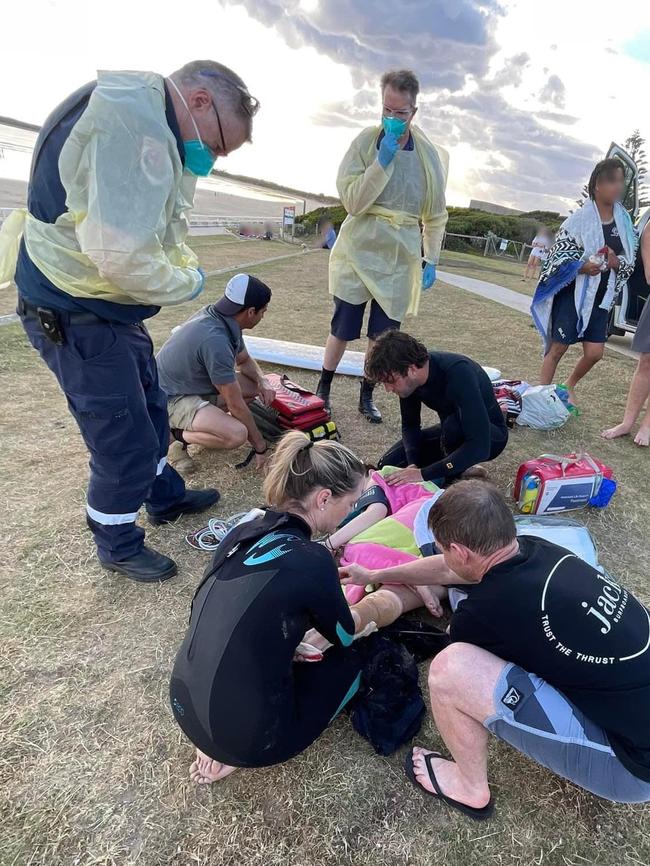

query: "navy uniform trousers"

left=20, top=306, right=186, bottom=562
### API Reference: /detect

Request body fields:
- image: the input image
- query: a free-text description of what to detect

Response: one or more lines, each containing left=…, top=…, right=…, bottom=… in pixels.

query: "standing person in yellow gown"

left=316, top=69, right=449, bottom=424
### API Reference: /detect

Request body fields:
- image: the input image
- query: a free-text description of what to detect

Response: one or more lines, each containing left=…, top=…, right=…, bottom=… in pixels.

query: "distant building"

left=469, top=199, right=523, bottom=216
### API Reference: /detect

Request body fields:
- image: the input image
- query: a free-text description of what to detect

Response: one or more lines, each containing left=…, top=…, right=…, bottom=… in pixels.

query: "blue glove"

left=190, top=267, right=205, bottom=300
left=378, top=132, right=399, bottom=169
left=422, top=261, right=437, bottom=291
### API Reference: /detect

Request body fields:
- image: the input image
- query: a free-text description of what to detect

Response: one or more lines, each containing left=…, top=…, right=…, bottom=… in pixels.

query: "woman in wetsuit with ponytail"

left=170, top=431, right=366, bottom=784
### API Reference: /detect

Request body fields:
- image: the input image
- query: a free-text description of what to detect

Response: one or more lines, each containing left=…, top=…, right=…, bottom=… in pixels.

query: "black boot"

left=100, top=545, right=178, bottom=583
left=359, top=378, right=382, bottom=424
left=316, top=379, right=332, bottom=415
left=146, top=488, right=221, bottom=526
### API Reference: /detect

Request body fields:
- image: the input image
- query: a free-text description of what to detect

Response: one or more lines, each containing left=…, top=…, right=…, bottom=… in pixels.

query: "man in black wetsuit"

left=365, top=331, right=508, bottom=486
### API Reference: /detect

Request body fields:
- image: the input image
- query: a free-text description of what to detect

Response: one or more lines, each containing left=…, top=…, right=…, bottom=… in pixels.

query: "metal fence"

left=442, top=231, right=534, bottom=261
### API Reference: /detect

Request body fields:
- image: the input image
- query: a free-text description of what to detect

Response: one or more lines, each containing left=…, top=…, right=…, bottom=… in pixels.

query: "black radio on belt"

left=37, top=307, right=66, bottom=345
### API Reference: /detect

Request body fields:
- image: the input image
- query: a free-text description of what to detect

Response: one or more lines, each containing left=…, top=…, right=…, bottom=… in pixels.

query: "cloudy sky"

left=1, top=0, right=649, bottom=213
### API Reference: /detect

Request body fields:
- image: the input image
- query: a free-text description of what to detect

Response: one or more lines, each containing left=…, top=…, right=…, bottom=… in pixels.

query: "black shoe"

left=146, top=488, right=221, bottom=526
left=359, top=380, right=382, bottom=424
left=316, top=381, right=332, bottom=415
left=100, top=545, right=178, bottom=583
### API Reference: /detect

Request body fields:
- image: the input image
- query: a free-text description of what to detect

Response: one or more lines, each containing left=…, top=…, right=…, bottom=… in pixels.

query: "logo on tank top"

left=539, top=554, right=650, bottom=665
left=243, top=532, right=300, bottom=566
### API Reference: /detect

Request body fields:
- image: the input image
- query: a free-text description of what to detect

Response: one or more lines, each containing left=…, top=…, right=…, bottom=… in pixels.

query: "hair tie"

left=302, top=441, right=314, bottom=452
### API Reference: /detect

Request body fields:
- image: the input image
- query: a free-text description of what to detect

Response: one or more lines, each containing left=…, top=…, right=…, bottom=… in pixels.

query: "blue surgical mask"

left=382, top=116, right=408, bottom=139
left=170, top=78, right=217, bottom=177
left=183, top=139, right=217, bottom=177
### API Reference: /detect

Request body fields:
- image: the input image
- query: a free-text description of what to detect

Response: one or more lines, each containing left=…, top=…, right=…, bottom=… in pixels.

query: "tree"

left=624, top=130, right=650, bottom=207
left=575, top=182, right=589, bottom=210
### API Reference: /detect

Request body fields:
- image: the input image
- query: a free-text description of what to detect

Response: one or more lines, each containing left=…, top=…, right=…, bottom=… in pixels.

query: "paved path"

left=437, top=269, right=638, bottom=361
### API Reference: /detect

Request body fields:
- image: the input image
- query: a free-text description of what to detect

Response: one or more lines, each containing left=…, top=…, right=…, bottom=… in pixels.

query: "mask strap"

left=169, top=78, right=204, bottom=146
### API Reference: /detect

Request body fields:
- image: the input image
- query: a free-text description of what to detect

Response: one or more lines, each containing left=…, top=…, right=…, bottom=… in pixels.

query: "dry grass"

left=2, top=243, right=650, bottom=866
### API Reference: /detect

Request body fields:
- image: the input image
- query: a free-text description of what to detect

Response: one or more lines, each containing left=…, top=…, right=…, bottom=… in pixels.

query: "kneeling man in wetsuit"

left=366, top=331, right=508, bottom=486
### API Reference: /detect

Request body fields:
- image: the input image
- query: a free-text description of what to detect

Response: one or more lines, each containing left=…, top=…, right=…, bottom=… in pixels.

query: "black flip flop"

left=404, top=748, right=495, bottom=821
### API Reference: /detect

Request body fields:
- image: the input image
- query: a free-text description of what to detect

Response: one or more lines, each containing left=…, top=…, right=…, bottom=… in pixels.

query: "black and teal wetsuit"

left=170, top=510, right=361, bottom=767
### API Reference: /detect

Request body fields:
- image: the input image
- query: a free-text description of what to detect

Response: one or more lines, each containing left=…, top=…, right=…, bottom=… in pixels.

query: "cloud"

left=223, top=0, right=505, bottom=91
left=312, top=99, right=376, bottom=128
left=416, top=88, right=598, bottom=206
left=539, top=74, right=566, bottom=109
left=221, top=0, right=600, bottom=209
left=536, top=110, right=579, bottom=126
left=486, top=52, right=530, bottom=89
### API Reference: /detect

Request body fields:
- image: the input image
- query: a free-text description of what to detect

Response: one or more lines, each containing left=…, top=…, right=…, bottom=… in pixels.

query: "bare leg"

left=602, top=354, right=650, bottom=440
left=235, top=370, right=262, bottom=402
left=539, top=341, right=570, bottom=387
left=189, top=748, right=238, bottom=785
left=302, top=584, right=429, bottom=655
left=410, top=643, right=506, bottom=809
left=634, top=401, right=650, bottom=447
left=323, top=334, right=349, bottom=372
left=351, top=584, right=424, bottom=630
left=564, top=341, right=605, bottom=404
left=182, top=404, right=248, bottom=450
left=523, top=257, right=535, bottom=281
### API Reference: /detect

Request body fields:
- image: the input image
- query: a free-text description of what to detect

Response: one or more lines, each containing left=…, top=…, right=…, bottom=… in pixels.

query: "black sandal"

left=404, top=748, right=495, bottom=821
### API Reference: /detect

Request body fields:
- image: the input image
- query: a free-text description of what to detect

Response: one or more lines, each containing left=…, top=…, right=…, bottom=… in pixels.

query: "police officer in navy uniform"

left=11, top=61, right=259, bottom=582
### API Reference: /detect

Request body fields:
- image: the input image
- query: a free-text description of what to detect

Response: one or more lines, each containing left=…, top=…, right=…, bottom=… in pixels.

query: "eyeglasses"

left=382, top=105, right=414, bottom=120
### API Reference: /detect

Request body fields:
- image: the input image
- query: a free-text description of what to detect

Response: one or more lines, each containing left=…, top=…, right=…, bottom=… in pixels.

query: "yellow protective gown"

left=329, top=124, right=448, bottom=322
left=0, top=71, right=201, bottom=306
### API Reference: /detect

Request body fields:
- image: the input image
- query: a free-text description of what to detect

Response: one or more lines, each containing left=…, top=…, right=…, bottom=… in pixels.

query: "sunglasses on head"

left=198, top=70, right=260, bottom=117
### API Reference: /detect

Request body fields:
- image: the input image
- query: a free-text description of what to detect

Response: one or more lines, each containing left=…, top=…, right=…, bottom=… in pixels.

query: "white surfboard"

left=245, top=336, right=501, bottom=381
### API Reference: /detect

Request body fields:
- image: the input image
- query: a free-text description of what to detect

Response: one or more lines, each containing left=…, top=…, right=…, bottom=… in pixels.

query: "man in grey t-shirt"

left=156, top=273, right=274, bottom=473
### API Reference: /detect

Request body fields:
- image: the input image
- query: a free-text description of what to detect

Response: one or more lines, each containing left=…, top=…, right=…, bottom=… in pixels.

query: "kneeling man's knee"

left=428, top=642, right=478, bottom=694
left=226, top=422, right=248, bottom=449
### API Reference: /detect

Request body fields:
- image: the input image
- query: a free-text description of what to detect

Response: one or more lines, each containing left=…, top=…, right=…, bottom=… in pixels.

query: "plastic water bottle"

left=520, top=474, right=540, bottom=514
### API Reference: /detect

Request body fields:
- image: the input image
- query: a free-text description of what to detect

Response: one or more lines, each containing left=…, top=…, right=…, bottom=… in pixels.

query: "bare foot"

left=601, top=423, right=632, bottom=440
left=566, top=387, right=577, bottom=407
left=634, top=426, right=650, bottom=447
left=411, top=747, right=490, bottom=809
left=189, top=749, right=238, bottom=785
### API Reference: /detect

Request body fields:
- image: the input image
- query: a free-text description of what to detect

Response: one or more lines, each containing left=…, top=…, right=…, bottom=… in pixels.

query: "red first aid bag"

left=514, top=453, right=615, bottom=514
left=266, top=374, right=330, bottom=427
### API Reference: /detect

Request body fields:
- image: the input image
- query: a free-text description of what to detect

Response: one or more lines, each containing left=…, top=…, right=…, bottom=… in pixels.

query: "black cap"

left=213, top=273, right=272, bottom=316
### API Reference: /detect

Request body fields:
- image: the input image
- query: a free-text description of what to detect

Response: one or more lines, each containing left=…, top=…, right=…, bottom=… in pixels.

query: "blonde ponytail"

left=263, top=431, right=365, bottom=510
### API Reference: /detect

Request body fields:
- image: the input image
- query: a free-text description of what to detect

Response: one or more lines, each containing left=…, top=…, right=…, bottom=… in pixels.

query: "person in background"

left=169, top=432, right=366, bottom=784
left=2, top=60, right=259, bottom=582
left=602, top=209, right=650, bottom=445
left=316, top=69, right=449, bottom=424
left=522, top=227, right=551, bottom=281
left=365, top=331, right=508, bottom=486
left=319, top=218, right=337, bottom=251
left=156, top=274, right=274, bottom=474
left=532, top=160, right=637, bottom=406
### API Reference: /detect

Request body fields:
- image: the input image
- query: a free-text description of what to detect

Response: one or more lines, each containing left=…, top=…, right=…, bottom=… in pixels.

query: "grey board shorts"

left=485, top=663, right=650, bottom=803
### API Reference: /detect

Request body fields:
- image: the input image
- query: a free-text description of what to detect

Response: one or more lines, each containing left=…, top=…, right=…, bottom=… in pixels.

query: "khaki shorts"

left=167, top=393, right=220, bottom=431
